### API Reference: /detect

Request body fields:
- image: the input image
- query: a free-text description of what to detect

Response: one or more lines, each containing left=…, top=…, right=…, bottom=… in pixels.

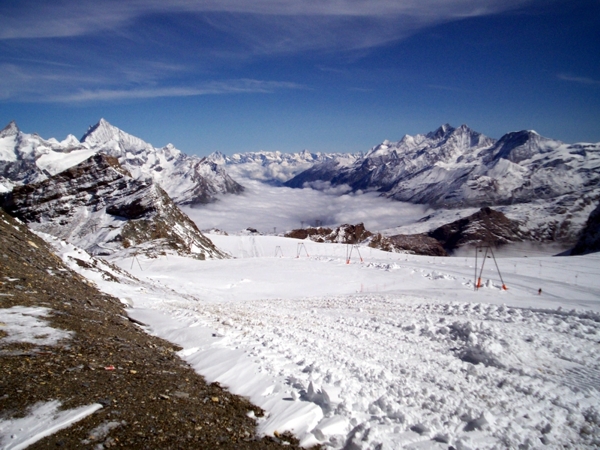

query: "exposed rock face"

left=1, top=153, right=226, bottom=259
left=428, top=207, right=527, bottom=253
left=383, top=234, right=448, bottom=256
left=283, top=211, right=527, bottom=256
left=571, top=202, right=600, bottom=255
left=0, top=119, right=244, bottom=204
left=285, top=223, right=372, bottom=244
left=284, top=223, right=447, bottom=256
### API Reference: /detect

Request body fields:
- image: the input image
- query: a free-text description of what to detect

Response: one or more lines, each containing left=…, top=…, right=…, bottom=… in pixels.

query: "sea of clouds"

left=183, top=178, right=430, bottom=234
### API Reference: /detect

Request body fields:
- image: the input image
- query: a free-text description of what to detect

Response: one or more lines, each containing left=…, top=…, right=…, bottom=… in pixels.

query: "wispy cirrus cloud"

left=46, top=80, right=306, bottom=103
left=0, top=59, right=303, bottom=103
left=1, top=0, right=539, bottom=53
left=558, top=74, right=600, bottom=86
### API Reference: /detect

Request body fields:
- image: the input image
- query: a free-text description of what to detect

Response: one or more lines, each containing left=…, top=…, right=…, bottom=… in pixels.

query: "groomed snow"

left=46, top=232, right=600, bottom=449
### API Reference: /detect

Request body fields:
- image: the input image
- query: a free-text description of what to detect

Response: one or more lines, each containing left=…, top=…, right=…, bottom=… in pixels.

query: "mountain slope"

left=571, top=202, right=600, bottom=255
left=0, top=209, right=299, bottom=449
left=0, top=119, right=243, bottom=204
left=1, top=153, right=226, bottom=258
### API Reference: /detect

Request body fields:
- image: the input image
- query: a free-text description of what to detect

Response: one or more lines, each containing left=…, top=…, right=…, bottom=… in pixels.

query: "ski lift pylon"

left=474, top=245, right=507, bottom=291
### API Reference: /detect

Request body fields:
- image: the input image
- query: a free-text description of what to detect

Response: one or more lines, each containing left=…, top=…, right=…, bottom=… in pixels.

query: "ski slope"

left=49, top=233, right=600, bottom=449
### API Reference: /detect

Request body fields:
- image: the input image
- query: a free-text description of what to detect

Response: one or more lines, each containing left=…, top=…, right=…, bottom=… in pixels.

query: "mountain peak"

left=427, top=123, right=454, bottom=140
left=492, top=129, right=554, bottom=163
left=81, top=118, right=118, bottom=144
left=0, top=120, right=19, bottom=138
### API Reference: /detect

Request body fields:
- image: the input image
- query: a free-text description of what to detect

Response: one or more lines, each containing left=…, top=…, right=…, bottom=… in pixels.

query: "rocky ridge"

left=284, top=208, right=527, bottom=256
left=0, top=153, right=225, bottom=259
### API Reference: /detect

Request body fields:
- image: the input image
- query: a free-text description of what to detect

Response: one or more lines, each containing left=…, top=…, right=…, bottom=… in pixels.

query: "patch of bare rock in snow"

left=167, top=297, right=600, bottom=449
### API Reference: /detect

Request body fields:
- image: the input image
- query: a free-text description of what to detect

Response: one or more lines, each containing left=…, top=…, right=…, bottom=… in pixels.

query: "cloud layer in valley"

left=183, top=178, right=430, bottom=234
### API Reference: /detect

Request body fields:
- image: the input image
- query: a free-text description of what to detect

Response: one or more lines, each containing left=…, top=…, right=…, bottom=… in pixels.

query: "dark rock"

left=428, top=207, right=526, bottom=253
left=571, top=202, right=600, bottom=255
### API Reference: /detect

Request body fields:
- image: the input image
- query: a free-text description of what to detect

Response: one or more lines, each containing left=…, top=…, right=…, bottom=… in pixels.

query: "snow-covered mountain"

left=285, top=124, right=600, bottom=243
left=0, top=119, right=243, bottom=204
left=1, top=153, right=226, bottom=259
left=208, top=149, right=362, bottom=185
left=285, top=124, right=599, bottom=206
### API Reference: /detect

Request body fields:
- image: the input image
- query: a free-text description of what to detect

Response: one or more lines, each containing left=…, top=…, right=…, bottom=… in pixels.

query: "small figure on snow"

left=538, top=288, right=542, bottom=295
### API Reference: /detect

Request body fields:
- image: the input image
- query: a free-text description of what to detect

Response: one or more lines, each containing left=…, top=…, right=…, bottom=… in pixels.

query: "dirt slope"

left=0, top=209, right=307, bottom=449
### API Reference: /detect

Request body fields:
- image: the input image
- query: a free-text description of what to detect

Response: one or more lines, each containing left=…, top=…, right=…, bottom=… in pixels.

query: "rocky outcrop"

left=283, top=210, right=526, bottom=256
left=285, top=223, right=372, bottom=244
left=284, top=223, right=448, bottom=256
left=571, top=202, right=600, bottom=255
left=427, top=207, right=527, bottom=253
left=381, top=234, right=448, bottom=257
left=1, top=153, right=226, bottom=259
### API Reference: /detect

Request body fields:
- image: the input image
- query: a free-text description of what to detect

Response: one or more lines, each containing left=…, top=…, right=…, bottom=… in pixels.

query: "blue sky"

left=0, top=0, right=599, bottom=156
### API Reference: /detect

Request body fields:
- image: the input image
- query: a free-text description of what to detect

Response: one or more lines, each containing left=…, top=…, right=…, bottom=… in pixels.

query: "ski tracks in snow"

left=161, top=295, right=600, bottom=449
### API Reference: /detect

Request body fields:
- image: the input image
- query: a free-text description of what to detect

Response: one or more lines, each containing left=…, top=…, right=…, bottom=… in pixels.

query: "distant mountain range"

left=207, top=149, right=362, bottom=185
left=1, top=119, right=599, bottom=250
left=0, top=119, right=243, bottom=204
left=278, top=124, right=600, bottom=244
left=284, top=124, right=600, bottom=209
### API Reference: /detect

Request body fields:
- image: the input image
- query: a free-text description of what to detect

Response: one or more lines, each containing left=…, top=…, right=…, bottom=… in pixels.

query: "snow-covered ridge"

left=208, top=149, right=362, bottom=184
left=0, top=119, right=243, bottom=204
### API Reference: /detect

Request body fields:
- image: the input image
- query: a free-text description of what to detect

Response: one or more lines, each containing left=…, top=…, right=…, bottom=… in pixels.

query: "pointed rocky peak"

left=0, top=120, right=19, bottom=138
left=81, top=118, right=119, bottom=144
left=208, top=151, right=226, bottom=165
left=454, top=124, right=473, bottom=134
left=80, top=118, right=152, bottom=155
left=427, top=123, right=454, bottom=140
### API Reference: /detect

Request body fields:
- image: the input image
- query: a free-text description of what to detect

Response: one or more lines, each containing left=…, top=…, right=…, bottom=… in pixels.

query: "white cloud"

left=558, top=74, right=600, bottom=86
left=1, top=0, right=537, bottom=53
left=182, top=178, right=430, bottom=234
left=45, top=80, right=305, bottom=103
left=0, top=66, right=303, bottom=102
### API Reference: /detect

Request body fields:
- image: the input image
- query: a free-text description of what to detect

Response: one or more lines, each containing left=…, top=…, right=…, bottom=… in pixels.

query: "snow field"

left=47, top=233, right=600, bottom=449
